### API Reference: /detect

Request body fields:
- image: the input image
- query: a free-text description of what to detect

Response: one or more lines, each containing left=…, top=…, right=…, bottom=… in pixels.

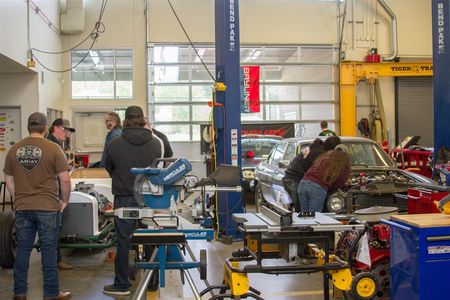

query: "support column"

left=214, top=0, right=244, bottom=238
left=432, top=0, right=450, bottom=154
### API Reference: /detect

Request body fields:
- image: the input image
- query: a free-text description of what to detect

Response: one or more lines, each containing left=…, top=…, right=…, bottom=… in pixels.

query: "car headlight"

left=327, top=193, right=345, bottom=213
left=242, top=169, right=255, bottom=180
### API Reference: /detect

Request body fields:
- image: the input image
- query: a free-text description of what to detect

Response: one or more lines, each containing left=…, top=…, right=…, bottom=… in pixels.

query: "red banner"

left=241, top=66, right=260, bottom=113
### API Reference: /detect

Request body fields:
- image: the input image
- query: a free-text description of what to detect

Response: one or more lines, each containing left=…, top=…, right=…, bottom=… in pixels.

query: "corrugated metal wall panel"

left=396, top=77, right=433, bottom=147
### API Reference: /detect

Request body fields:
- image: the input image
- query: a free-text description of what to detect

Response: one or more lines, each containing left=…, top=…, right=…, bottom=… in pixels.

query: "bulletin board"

left=0, top=107, right=21, bottom=180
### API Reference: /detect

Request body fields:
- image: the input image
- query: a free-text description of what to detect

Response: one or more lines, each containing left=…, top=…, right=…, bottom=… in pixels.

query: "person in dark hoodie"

left=282, top=136, right=341, bottom=212
left=103, top=105, right=162, bottom=296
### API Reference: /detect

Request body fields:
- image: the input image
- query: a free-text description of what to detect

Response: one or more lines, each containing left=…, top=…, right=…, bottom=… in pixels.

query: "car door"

left=257, top=142, right=287, bottom=204
left=272, top=141, right=297, bottom=206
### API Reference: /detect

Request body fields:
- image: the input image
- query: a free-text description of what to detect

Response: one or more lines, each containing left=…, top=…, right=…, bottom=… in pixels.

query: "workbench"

left=385, top=213, right=450, bottom=300
left=230, top=209, right=364, bottom=300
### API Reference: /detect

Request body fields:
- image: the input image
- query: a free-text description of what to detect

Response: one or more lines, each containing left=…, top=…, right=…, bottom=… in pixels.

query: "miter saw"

left=114, top=158, right=240, bottom=299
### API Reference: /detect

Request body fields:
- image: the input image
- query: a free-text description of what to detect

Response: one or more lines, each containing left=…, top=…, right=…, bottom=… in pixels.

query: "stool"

left=0, top=181, right=13, bottom=211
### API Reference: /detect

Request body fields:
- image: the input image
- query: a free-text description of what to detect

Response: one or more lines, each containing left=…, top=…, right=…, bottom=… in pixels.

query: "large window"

left=72, top=49, right=133, bottom=99
left=148, top=45, right=338, bottom=141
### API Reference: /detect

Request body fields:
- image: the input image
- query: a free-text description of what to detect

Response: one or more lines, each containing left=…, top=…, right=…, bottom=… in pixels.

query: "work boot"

left=13, top=295, right=26, bottom=300
left=43, top=292, right=72, bottom=300
left=58, top=261, right=73, bottom=270
left=103, top=284, right=131, bottom=296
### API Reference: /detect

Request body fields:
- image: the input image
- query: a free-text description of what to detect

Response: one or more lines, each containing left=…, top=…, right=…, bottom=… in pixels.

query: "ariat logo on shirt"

left=16, top=145, right=43, bottom=171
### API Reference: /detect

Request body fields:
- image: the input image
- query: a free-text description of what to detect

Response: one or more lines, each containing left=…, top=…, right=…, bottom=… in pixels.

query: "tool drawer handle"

left=381, top=219, right=413, bottom=233
left=427, top=236, right=450, bottom=242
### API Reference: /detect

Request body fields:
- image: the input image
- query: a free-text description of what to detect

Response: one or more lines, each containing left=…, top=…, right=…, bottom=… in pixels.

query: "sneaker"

left=58, top=261, right=74, bottom=270
left=103, top=284, right=131, bottom=296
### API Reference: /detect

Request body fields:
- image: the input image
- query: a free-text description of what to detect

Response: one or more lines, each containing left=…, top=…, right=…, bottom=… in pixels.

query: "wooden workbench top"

left=390, top=213, right=450, bottom=228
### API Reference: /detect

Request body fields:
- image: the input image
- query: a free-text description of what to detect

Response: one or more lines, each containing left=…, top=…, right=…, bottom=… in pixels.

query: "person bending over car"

left=298, top=144, right=350, bottom=212
left=283, top=136, right=341, bottom=212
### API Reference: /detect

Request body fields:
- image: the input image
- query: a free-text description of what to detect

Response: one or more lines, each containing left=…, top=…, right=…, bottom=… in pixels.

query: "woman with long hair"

left=298, top=145, right=350, bottom=212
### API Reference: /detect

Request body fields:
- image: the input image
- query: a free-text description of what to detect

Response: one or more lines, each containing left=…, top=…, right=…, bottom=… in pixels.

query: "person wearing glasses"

left=100, top=112, right=123, bottom=168
left=47, top=118, right=75, bottom=271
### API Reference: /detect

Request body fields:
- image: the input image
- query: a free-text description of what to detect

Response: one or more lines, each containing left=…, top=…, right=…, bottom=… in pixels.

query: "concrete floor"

left=0, top=239, right=328, bottom=300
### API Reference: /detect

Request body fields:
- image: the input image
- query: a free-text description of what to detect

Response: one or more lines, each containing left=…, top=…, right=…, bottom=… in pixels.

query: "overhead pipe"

left=377, top=0, right=398, bottom=61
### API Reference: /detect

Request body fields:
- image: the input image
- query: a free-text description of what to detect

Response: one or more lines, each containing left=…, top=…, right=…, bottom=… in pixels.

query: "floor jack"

left=202, top=206, right=380, bottom=300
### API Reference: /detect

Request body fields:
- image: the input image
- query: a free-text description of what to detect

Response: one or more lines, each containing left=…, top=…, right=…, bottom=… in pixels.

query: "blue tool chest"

left=386, top=214, right=450, bottom=300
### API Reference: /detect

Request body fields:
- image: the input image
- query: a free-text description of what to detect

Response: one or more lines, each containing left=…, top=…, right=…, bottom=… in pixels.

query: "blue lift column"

left=432, top=0, right=450, bottom=154
left=214, top=0, right=244, bottom=238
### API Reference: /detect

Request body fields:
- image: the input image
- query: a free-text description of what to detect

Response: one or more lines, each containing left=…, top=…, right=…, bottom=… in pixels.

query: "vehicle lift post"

left=432, top=0, right=450, bottom=155
left=214, top=0, right=245, bottom=238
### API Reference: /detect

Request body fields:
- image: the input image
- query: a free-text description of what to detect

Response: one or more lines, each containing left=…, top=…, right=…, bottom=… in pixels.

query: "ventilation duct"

left=60, top=0, right=85, bottom=35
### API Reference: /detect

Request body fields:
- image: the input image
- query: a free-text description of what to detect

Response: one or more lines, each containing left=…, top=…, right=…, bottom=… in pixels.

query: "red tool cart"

left=407, top=187, right=448, bottom=214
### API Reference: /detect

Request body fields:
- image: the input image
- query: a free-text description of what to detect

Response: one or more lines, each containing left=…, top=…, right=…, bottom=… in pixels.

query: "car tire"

left=0, top=211, right=16, bottom=268
left=255, top=183, right=266, bottom=213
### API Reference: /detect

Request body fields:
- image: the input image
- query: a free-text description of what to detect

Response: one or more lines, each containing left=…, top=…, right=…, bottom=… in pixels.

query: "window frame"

left=71, top=48, right=134, bottom=100
left=148, top=44, right=339, bottom=142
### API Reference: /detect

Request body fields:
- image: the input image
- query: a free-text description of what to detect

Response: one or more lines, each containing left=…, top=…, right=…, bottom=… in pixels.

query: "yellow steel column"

left=340, top=62, right=358, bottom=136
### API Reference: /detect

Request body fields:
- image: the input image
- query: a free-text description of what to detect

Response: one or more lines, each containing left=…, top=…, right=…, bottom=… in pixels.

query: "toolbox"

left=407, top=188, right=448, bottom=214
left=385, top=214, right=450, bottom=300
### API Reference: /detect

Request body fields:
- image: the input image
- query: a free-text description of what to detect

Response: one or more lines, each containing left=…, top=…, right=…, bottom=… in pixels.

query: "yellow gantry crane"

left=340, top=61, right=433, bottom=136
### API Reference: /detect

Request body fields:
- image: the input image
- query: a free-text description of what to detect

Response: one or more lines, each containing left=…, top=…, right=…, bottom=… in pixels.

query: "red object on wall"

left=365, top=54, right=381, bottom=63
left=407, top=188, right=448, bottom=214
left=241, top=66, right=260, bottom=113
left=75, top=154, right=89, bottom=168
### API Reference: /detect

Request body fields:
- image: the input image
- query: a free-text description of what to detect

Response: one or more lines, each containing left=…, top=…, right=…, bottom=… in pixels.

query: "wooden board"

left=70, top=168, right=110, bottom=179
left=390, top=213, right=450, bottom=228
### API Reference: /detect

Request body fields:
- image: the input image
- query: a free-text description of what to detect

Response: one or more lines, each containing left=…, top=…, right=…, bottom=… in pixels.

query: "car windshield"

left=344, top=141, right=396, bottom=168
left=242, top=138, right=280, bottom=159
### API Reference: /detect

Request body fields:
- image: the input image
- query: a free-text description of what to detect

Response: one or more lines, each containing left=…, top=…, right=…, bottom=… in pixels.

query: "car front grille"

left=351, top=193, right=408, bottom=213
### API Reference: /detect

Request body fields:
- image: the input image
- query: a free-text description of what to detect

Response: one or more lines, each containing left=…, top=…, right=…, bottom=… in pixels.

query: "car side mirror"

left=279, top=160, right=290, bottom=168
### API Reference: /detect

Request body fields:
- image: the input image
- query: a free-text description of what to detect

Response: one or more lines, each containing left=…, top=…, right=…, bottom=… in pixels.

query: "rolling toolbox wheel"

left=0, top=211, right=16, bottom=268
left=128, top=250, right=138, bottom=281
left=199, top=249, right=207, bottom=280
left=351, top=272, right=379, bottom=300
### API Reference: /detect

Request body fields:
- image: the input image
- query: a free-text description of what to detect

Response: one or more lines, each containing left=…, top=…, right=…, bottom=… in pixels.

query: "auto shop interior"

left=1, top=0, right=450, bottom=299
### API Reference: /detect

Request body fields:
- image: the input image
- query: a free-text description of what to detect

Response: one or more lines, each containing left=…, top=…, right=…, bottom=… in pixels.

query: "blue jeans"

left=14, top=211, right=60, bottom=298
left=298, top=180, right=327, bottom=212
left=113, top=196, right=139, bottom=290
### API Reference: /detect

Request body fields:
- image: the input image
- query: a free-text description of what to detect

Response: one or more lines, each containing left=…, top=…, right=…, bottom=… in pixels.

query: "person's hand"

left=60, top=201, right=69, bottom=212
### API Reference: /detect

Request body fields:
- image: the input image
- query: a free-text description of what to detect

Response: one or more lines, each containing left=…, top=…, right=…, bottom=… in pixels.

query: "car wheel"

left=255, top=183, right=266, bottom=213
left=0, top=211, right=16, bottom=268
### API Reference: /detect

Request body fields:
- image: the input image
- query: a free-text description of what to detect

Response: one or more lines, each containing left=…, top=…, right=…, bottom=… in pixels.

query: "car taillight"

left=246, top=151, right=255, bottom=158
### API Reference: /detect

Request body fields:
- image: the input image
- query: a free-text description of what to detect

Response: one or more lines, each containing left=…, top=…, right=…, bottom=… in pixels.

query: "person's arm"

left=4, top=174, right=15, bottom=197
left=58, top=171, right=71, bottom=211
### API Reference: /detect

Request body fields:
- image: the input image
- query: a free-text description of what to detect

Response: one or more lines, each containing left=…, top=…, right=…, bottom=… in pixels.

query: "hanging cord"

left=166, top=0, right=215, bottom=82
left=29, top=0, right=108, bottom=73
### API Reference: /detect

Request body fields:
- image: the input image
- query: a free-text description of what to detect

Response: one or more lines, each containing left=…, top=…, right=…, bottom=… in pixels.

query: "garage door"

left=396, top=77, right=433, bottom=147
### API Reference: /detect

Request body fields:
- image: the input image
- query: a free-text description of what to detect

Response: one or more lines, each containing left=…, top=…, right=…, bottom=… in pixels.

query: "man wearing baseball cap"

left=47, top=118, right=75, bottom=150
left=4, top=112, right=72, bottom=300
left=47, top=118, right=75, bottom=271
left=103, top=105, right=162, bottom=296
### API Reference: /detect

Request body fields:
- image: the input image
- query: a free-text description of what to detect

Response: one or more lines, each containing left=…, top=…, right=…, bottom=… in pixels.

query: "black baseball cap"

left=125, top=105, right=144, bottom=120
left=52, top=118, right=75, bottom=132
left=28, top=112, right=47, bottom=127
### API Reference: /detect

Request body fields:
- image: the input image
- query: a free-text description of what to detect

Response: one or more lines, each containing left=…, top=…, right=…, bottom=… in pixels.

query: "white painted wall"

left=0, top=0, right=63, bottom=116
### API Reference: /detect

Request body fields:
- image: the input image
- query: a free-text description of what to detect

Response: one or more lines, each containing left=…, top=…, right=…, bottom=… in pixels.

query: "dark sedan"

left=253, top=137, right=436, bottom=214
left=241, top=134, right=282, bottom=198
